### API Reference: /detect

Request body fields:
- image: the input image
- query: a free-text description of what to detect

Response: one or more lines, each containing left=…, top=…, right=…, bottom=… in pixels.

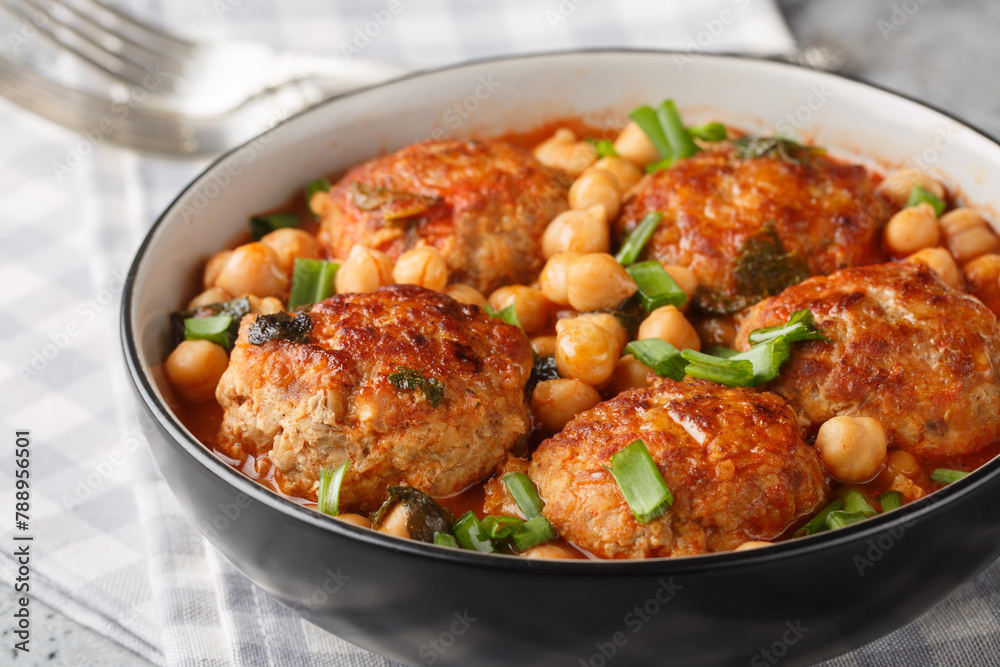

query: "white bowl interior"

left=131, top=51, right=1000, bottom=412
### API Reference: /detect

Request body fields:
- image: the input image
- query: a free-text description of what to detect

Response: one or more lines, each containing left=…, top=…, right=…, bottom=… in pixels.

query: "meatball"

left=529, top=379, right=827, bottom=559
left=317, top=139, right=571, bottom=294
left=215, top=285, right=533, bottom=512
left=736, top=262, right=1000, bottom=459
left=615, top=143, right=889, bottom=311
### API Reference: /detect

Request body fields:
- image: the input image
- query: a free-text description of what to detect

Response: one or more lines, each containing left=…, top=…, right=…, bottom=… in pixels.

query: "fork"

left=0, top=0, right=407, bottom=152
left=0, top=50, right=355, bottom=154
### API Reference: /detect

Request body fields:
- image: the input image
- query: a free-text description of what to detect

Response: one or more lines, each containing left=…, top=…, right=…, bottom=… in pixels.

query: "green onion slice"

left=705, top=345, right=739, bottom=359
left=453, top=512, right=497, bottom=553
left=688, top=122, right=727, bottom=142
left=183, top=315, right=233, bottom=349
left=484, top=303, right=523, bottom=330
left=502, top=472, right=545, bottom=519
left=645, top=156, right=675, bottom=174
left=681, top=348, right=754, bottom=386
left=906, top=185, right=946, bottom=216
left=587, top=137, right=617, bottom=157
left=607, top=439, right=673, bottom=524
left=842, top=490, right=878, bottom=517
left=931, top=468, right=969, bottom=484
left=615, top=212, right=663, bottom=265
left=249, top=212, right=300, bottom=241
left=626, top=260, right=687, bottom=312
left=481, top=515, right=525, bottom=540
left=510, top=516, right=558, bottom=551
left=878, top=491, right=903, bottom=512
left=306, top=177, right=332, bottom=215
left=825, top=510, right=867, bottom=531
left=629, top=105, right=673, bottom=159
left=317, top=460, right=350, bottom=516
left=657, top=99, right=700, bottom=160
left=748, top=309, right=830, bottom=346
left=433, top=532, right=457, bottom=548
left=624, top=339, right=687, bottom=381
left=288, top=258, right=338, bottom=309
left=795, top=500, right=844, bottom=537
left=727, top=337, right=791, bottom=386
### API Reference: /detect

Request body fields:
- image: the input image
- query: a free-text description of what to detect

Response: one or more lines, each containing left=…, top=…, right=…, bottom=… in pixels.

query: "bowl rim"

left=121, top=48, right=1000, bottom=575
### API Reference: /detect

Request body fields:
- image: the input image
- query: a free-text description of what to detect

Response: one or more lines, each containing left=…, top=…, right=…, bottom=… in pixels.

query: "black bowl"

left=121, top=51, right=1000, bottom=666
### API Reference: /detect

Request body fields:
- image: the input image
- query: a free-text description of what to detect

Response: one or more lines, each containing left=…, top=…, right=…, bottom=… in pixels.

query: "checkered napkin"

left=1, top=1, right=998, bottom=666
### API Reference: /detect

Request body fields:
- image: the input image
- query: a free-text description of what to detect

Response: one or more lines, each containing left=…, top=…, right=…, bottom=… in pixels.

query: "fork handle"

left=268, top=52, right=411, bottom=88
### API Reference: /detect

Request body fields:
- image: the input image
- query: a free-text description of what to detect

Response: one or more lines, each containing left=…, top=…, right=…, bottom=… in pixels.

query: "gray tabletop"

left=5, top=1, right=998, bottom=665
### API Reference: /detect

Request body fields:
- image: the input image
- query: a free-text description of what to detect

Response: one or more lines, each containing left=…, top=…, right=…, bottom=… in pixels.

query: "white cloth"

left=6, top=2, right=997, bottom=666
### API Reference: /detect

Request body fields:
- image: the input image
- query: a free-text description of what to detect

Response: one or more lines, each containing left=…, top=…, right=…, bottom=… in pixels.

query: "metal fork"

left=0, top=0, right=407, bottom=153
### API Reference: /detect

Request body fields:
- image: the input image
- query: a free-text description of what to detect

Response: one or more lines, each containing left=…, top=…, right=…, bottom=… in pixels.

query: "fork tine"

left=49, top=0, right=190, bottom=73
left=0, top=53, right=208, bottom=151
left=69, top=0, right=198, bottom=58
left=0, top=0, right=178, bottom=91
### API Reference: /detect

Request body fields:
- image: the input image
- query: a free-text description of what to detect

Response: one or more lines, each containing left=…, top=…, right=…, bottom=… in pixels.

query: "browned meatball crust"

left=317, top=139, right=570, bottom=294
left=736, top=262, right=1000, bottom=459
left=615, top=144, right=889, bottom=308
left=216, top=285, right=533, bottom=511
left=529, top=380, right=827, bottom=559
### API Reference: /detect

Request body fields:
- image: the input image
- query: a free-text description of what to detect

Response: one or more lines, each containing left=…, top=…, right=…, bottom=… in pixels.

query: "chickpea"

left=565, top=253, right=637, bottom=312
left=539, top=252, right=582, bottom=305
left=734, top=541, right=771, bottom=551
left=488, top=285, right=551, bottom=334
left=187, top=287, right=230, bottom=309
left=248, top=295, right=284, bottom=315
left=542, top=206, right=610, bottom=258
left=876, top=168, right=946, bottom=208
left=531, top=378, right=602, bottom=431
left=693, top=317, right=737, bottom=349
left=939, top=208, right=1000, bottom=264
left=309, top=190, right=333, bottom=217
left=876, top=450, right=922, bottom=489
left=214, top=242, right=288, bottom=298
left=392, top=246, right=448, bottom=291
left=613, top=121, right=660, bottom=167
left=664, top=265, right=698, bottom=306
left=569, top=169, right=621, bottom=220
left=592, top=156, right=643, bottom=192
left=964, top=254, right=1000, bottom=315
left=376, top=503, right=410, bottom=539
left=446, top=283, right=488, bottom=308
left=575, top=312, right=628, bottom=354
left=904, top=247, right=963, bottom=289
left=605, top=355, right=653, bottom=396
left=883, top=203, right=940, bottom=257
left=554, top=319, right=619, bottom=386
left=814, top=416, right=887, bottom=483
left=260, top=228, right=321, bottom=274
left=336, top=244, right=394, bottom=294
left=164, top=339, right=230, bottom=401
left=530, top=335, right=557, bottom=357
left=335, top=513, right=372, bottom=529
left=521, top=542, right=579, bottom=559
left=638, top=305, right=701, bottom=352
left=203, top=250, right=233, bottom=289
left=247, top=294, right=285, bottom=315
left=532, top=128, right=599, bottom=176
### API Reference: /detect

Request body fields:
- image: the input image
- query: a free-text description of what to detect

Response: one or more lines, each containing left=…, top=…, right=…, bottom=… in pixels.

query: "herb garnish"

left=247, top=311, right=313, bottom=345
left=732, top=136, right=822, bottom=163
left=389, top=366, right=446, bottom=407
left=693, top=221, right=811, bottom=315
left=371, top=486, right=453, bottom=543
left=350, top=183, right=441, bottom=222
